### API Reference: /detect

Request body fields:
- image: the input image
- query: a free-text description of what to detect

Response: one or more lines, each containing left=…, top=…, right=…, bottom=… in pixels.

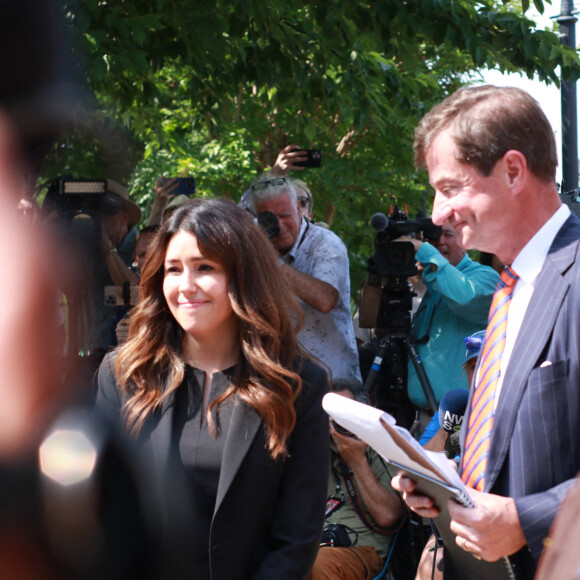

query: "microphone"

left=370, top=212, right=389, bottom=232
left=438, top=388, right=469, bottom=434
left=446, top=431, right=461, bottom=460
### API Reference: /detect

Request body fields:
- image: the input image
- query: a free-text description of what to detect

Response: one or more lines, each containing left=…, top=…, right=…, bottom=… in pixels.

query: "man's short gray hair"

left=249, top=173, right=299, bottom=213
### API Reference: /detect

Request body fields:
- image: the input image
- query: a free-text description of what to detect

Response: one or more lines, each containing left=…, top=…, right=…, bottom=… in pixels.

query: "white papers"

left=322, top=392, right=468, bottom=494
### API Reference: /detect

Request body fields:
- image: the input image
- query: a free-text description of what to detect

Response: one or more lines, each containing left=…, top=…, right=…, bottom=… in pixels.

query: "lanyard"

left=285, top=218, right=310, bottom=264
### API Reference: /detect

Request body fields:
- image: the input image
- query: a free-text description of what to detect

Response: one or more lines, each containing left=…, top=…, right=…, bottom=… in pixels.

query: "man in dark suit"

left=393, top=85, right=580, bottom=580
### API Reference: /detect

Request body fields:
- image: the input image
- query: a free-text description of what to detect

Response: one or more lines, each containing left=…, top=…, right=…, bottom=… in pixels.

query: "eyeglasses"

left=464, top=336, right=484, bottom=351
left=298, top=195, right=309, bottom=207
left=251, top=177, right=288, bottom=191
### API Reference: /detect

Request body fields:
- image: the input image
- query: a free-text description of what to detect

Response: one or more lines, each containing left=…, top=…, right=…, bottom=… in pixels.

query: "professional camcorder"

left=359, top=207, right=442, bottom=425
left=369, top=207, right=442, bottom=277
left=360, top=207, right=442, bottom=332
left=42, top=177, right=126, bottom=245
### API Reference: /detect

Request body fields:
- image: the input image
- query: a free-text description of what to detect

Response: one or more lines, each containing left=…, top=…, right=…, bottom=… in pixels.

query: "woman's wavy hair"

left=115, top=198, right=308, bottom=459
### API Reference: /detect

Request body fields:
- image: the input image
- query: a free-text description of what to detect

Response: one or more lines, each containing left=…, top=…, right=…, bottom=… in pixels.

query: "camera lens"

left=332, top=420, right=357, bottom=438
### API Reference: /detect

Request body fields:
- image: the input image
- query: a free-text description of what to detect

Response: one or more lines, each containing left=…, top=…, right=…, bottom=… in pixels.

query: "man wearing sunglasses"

left=249, top=175, right=361, bottom=383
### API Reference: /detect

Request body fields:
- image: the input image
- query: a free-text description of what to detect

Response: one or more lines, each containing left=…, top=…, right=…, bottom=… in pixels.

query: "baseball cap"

left=463, top=330, right=486, bottom=366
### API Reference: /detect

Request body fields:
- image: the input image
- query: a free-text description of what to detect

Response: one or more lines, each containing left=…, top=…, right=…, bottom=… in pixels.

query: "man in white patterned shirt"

left=249, top=176, right=361, bottom=383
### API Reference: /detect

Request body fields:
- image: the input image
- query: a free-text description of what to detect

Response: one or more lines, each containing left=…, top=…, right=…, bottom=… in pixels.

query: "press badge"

left=325, top=497, right=344, bottom=517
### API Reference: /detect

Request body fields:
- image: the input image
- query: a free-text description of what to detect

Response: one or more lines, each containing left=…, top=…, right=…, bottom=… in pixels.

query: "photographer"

left=400, top=221, right=498, bottom=412
left=45, top=179, right=142, bottom=384
left=312, top=379, right=403, bottom=580
left=249, top=175, right=361, bottom=382
left=99, top=180, right=141, bottom=287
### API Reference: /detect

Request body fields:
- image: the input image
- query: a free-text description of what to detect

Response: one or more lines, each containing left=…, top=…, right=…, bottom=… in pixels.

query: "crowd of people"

left=1, top=5, right=579, bottom=576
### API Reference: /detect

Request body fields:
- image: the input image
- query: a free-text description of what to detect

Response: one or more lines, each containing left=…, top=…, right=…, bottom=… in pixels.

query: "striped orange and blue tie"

left=461, top=266, right=518, bottom=491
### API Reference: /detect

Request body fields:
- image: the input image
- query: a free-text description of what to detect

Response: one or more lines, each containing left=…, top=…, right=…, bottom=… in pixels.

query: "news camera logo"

left=442, top=410, right=464, bottom=433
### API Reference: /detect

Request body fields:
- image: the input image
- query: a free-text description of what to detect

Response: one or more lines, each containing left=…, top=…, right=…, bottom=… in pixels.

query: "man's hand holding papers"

left=323, top=392, right=525, bottom=569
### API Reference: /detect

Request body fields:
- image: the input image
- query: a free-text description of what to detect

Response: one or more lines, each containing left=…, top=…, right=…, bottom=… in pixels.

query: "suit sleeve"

left=515, top=480, right=578, bottom=562
left=251, top=361, right=330, bottom=579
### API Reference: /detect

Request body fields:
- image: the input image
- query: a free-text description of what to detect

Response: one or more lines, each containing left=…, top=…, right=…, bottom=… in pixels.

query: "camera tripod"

left=362, top=331, right=438, bottom=431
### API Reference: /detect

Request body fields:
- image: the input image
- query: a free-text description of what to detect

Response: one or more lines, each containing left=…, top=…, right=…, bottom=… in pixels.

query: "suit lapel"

left=484, top=219, right=579, bottom=491
left=143, top=370, right=262, bottom=513
left=214, top=396, right=262, bottom=513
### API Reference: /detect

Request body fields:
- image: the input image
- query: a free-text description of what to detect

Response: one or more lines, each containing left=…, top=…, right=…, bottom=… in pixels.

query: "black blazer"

left=459, top=214, right=580, bottom=578
left=96, top=351, right=330, bottom=580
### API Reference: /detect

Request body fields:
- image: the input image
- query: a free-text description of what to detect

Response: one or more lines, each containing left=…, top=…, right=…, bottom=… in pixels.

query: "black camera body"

left=320, top=523, right=352, bottom=547
left=370, top=208, right=442, bottom=277
left=359, top=208, right=442, bottom=426
left=332, top=420, right=357, bottom=439
left=42, top=178, right=123, bottom=244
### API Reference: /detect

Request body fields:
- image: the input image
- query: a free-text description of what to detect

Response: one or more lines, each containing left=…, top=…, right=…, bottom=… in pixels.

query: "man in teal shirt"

left=404, top=222, right=499, bottom=408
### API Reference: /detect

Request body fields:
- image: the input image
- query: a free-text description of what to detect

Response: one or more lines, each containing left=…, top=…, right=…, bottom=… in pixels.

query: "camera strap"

left=284, top=218, right=310, bottom=264
left=326, top=470, right=346, bottom=518
left=411, top=290, right=441, bottom=345
left=337, top=461, right=393, bottom=536
left=297, top=218, right=310, bottom=250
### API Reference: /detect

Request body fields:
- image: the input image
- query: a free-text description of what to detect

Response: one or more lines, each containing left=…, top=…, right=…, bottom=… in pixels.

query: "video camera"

left=42, top=178, right=123, bottom=244
left=359, top=207, right=442, bottom=425
left=360, top=207, right=442, bottom=332
left=369, top=207, right=442, bottom=277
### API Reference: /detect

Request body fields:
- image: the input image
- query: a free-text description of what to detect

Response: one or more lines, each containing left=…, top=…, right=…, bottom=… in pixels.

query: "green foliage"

left=43, top=0, right=580, bottom=300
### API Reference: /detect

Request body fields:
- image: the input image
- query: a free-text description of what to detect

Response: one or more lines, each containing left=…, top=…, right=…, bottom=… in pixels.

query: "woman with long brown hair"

left=95, top=198, right=329, bottom=579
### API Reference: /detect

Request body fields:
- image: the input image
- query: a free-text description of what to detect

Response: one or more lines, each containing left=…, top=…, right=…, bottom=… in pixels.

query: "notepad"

left=323, top=393, right=515, bottom=580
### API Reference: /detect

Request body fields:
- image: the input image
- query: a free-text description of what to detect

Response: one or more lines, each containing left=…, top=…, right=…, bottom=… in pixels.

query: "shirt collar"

left=511, top=204, right=570, bottom=285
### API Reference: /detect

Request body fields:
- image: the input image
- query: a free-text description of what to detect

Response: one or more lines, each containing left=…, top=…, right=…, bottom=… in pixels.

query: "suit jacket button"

left=212, top=543, right=222, bottom=558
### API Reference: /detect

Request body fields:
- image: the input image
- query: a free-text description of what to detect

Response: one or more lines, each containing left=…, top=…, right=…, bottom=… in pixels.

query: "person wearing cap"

left=419, top=330, right=486, bottom=452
